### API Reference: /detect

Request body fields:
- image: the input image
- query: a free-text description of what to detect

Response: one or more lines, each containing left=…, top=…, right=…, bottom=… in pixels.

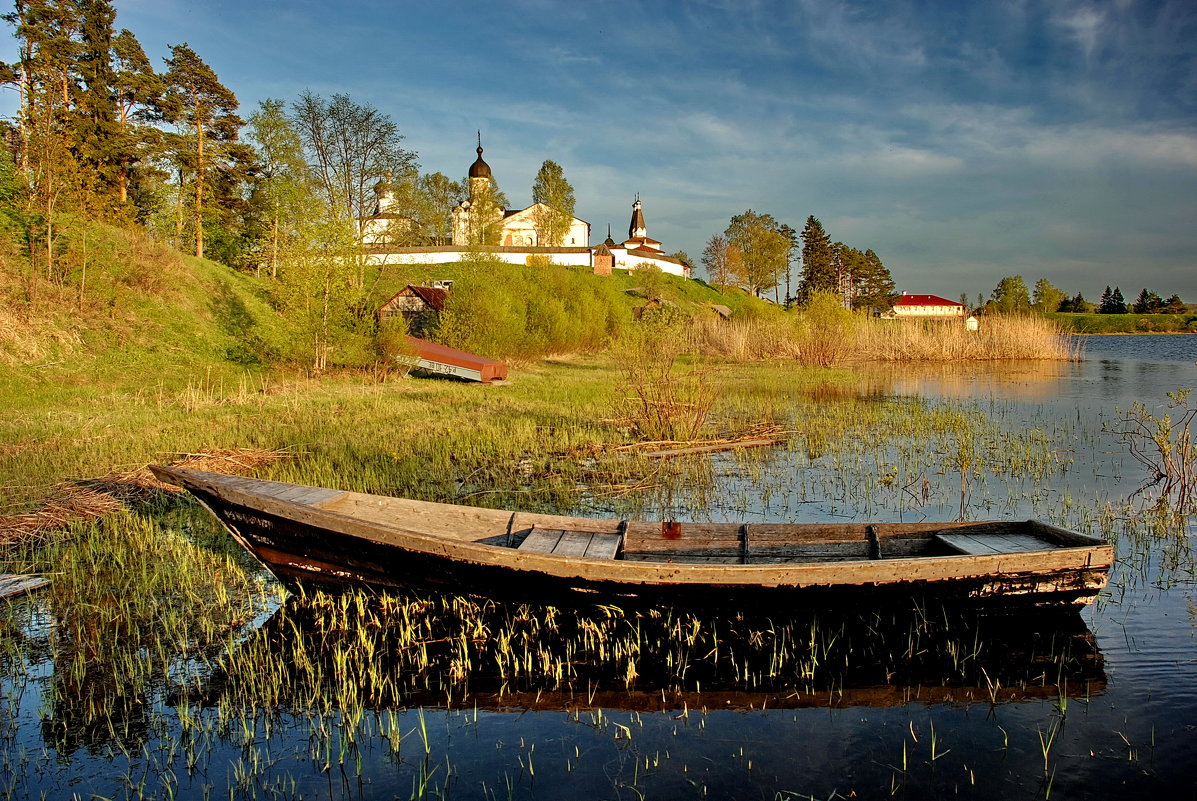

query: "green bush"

left=434, top=257, right=632, bottom=362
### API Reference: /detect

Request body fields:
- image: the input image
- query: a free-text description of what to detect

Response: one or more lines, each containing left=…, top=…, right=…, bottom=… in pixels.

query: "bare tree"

left=290, top=91, right=418, bottom=227
left=701, top=233, right=742, bottom=294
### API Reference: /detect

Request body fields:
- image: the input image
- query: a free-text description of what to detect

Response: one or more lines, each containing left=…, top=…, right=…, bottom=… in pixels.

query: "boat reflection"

left=187, top=590, right=1106, bottom=714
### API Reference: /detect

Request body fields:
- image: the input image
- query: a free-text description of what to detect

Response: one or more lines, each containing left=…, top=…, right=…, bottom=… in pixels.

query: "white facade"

left=363, top=141, right=690, bottom=279
left=363, top=245, right=687, bottom=276
left=496, top=203, right=591, bottom=247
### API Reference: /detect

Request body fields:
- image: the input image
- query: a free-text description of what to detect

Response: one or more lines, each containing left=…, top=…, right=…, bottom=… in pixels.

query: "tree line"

left=700, top=212, right=896, bottom=310
left=980, top=276, right=1187, bottom=315
left=0, top=0, right=586, bottom=369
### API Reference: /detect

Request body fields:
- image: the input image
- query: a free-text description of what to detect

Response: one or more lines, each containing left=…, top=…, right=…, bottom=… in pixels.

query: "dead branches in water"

left=606, top=425, right=789, bottom=459
left=1105, top=389, right=1197, bottom=513
left=593, top=424, right=790, bottom=459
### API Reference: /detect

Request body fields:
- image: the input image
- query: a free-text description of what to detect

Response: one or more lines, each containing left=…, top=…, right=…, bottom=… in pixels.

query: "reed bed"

left=689, top=309, right=1079, bottom=366
left=855, top=315, right=1080, bottom=362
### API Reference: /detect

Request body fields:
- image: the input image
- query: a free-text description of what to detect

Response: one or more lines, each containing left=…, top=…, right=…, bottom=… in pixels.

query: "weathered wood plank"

left=519, top=528, right=563, bottom=554
left=0, top=574, right=49, bottom=600
left=936, top=533, right=1050, bottom=555
left=584, top=533, right=622, bottom=560
left=285, top=487, right=347, bottom=506
left=620, top=553, right=744, bottom=564
left=622, top=543, right=742, bottom=555
left=551, top=531, right=594, bottom=557
left=750, top=543, right=872, bottom=558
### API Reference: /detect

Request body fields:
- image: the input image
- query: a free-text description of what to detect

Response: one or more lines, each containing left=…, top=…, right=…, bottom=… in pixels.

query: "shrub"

left=616, top=313, right=718, bottom=442
left=792, top=291, right=859, bottom=367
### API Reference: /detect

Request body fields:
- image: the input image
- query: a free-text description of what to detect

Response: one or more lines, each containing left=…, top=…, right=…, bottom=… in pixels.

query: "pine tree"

left=1132, top=288, right=1164, bottom=314
left=2, top=0, right=86, bottom=279
left=161, top=42, right=243, bottom=260
left=1098, top=286, right=1113, bottom=313
left=73, top=0, right=119, bottom=198
left=852, top=249, right=896, bottom=311
left=796, top=215, right=834, bottom=302
left=1110, top=287, right=1127, bottom=314
left=111, top=28, right=162, bottom=206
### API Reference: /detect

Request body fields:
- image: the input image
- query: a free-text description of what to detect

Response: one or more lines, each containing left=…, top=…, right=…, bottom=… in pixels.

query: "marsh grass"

left=0, top=351, right=1160, bottom=801
left=690, top=309, right=1078, bottom=365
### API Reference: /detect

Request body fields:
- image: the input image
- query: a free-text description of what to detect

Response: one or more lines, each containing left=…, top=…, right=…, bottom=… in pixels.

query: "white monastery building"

left=361, top=140, right=690, bottom=278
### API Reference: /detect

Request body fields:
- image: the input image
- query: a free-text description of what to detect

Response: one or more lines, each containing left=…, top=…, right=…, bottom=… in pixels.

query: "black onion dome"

left=468, top=145, right=492, bottom=179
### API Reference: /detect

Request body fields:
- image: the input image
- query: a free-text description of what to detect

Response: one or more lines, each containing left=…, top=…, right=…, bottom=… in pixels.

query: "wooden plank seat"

left=935, top=531, right=1051, bottom=555
left=518, top=527, right=622, bottom=559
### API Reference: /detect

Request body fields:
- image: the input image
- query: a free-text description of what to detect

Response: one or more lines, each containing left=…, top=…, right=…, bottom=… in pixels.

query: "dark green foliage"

left=1059, top=291, right=1092, bottom=313
left=1099, top=286, right=1127, bottom=314
left=1132, top=288, right=1164, bottom=314
left=796, top=215, right=834, bottom=302
left=111, top=29, right=163, bottom=206
left=161, top=42, right=245, bottom=260
left=845, top=247, right=895, bottom=311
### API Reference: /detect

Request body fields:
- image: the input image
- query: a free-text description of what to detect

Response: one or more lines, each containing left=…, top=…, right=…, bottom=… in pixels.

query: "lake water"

left=2, top=335, right=1195, bottom=799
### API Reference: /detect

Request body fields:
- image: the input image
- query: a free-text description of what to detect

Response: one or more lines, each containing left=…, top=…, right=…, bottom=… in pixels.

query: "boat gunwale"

left=152, top=466, right=1114, bottom=590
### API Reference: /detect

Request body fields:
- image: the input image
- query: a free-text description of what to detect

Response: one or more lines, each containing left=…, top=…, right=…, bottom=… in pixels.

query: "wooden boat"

left=150, top=465, right=1114, bottom=608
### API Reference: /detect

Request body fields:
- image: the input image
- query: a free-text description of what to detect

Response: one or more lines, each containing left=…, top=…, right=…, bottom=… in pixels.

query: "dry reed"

left=854, top=315, right=1079, bottom=362
left=690, top=311, right=1077, bottom=364
left=0, top=447, right=294, bottom=542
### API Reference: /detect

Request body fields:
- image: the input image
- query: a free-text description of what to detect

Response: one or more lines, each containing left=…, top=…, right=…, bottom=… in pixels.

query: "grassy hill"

left=1, top=221, right=780, bottom=387
left=1, top=222, right=287, bottom=387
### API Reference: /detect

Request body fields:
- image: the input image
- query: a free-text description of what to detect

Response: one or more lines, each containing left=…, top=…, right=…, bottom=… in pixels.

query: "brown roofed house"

left=378, top=285, right=450, bottom=337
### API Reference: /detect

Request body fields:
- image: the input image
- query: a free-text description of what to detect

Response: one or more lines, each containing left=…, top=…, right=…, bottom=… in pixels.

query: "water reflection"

left=856, top=335, right=1196, bottom=405
left=179, top=592, right=1105, bottom=718
left=861, top=360, right=1071, bottom=401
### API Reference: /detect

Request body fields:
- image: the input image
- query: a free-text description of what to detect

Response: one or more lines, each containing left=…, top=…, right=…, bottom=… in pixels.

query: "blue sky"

left=4, top=0, right=1195, bottom=300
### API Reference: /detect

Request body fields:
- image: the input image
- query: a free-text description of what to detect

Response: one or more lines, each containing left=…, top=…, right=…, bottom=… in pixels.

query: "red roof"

left=381, top=285, right=448, bottom=311
left=893, top=294, right=963, bottom=307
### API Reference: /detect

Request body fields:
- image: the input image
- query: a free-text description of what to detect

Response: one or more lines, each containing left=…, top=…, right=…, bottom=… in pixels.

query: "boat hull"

left=165, top=469, right=1112, bottom=610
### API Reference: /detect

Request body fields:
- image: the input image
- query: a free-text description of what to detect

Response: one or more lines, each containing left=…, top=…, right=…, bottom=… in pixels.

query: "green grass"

left=1047, top=312, right=1197, bottom=334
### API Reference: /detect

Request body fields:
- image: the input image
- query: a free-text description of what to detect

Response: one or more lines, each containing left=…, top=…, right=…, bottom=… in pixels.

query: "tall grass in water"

left=691, top=302, right=1077, bottom=365
left=855, top=315, right=1079, bottom=362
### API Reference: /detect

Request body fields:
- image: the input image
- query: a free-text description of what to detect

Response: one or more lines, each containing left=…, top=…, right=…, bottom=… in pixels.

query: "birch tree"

left=530, top=159, right=575, bottom=246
